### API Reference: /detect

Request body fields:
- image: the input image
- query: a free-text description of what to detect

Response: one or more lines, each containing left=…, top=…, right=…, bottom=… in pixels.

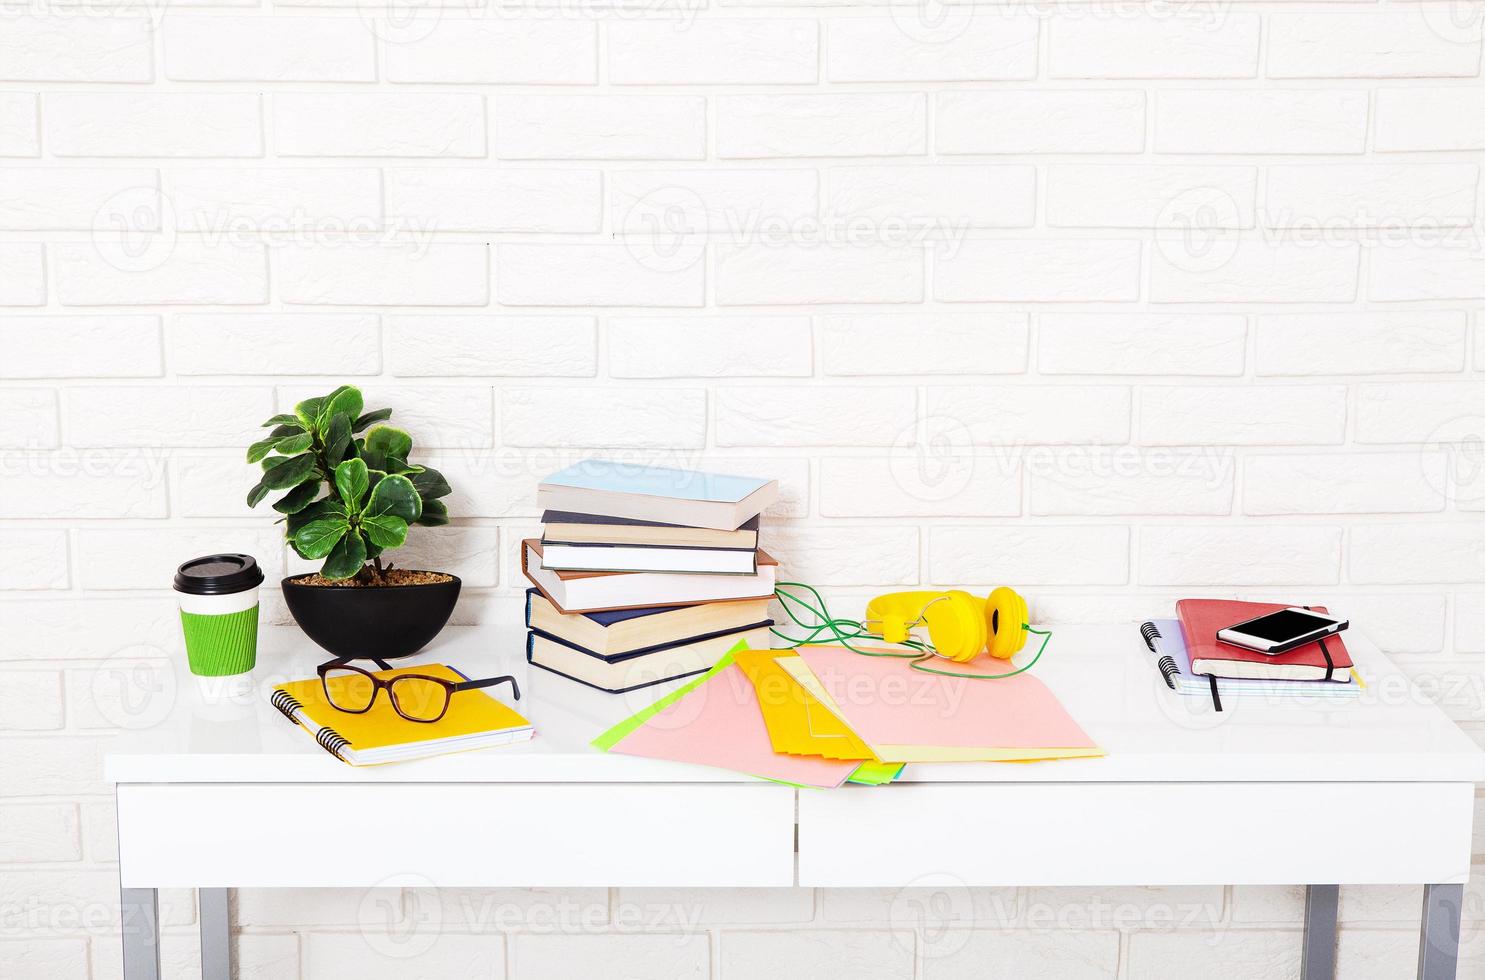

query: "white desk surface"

left=105, top=623, right=1485, bottom=786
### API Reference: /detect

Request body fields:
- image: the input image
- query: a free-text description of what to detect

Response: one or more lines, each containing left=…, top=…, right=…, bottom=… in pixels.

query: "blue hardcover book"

left=1140, top=619, right=1357, bottom=711
left=537, top=459, right=779, bottom=531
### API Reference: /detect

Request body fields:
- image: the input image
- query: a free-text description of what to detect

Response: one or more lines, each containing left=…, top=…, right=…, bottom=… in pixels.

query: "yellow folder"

left=733, top=649, right=876, bottom=761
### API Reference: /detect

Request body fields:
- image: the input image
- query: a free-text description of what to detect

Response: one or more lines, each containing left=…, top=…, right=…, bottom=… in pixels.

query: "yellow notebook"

left=269, top=664, right=533, bottom=766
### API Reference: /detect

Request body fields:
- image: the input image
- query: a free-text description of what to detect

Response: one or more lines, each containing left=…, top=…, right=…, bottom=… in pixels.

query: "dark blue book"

left=525, top=626, right=771, bottom=694
left=524, top=589, right=773, bottom=694
left=524, top=588, right=771, bottom=658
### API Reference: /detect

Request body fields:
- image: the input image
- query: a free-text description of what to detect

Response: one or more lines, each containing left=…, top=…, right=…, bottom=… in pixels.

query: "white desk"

left=107, top=624, right=1485, bottom=980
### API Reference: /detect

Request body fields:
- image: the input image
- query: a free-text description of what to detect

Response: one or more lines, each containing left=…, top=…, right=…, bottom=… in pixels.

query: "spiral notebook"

left=269, top=663, right=533, bottom=766
left=1140, top=620, right=1358, bottom=712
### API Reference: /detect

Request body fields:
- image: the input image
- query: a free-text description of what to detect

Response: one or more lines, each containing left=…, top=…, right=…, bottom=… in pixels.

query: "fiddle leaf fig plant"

left=245, top=386, right=452, bottom=583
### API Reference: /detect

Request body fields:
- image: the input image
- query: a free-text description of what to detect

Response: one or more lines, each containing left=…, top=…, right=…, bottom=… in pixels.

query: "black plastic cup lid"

left=173, top=554, right=264, bottom=596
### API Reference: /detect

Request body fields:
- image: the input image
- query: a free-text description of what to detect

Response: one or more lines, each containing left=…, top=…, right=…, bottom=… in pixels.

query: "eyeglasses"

left=317, top=659, right=520, bottom=724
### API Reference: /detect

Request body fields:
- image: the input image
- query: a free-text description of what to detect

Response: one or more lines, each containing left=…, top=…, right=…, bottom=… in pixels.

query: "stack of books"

left=1141, top=598, right=1359, bottom=710
left=521, top=460, right=780, bottom=693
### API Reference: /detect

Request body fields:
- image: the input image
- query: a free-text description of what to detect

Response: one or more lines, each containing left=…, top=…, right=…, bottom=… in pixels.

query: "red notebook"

left=1176, top=599, right=1353, bottom=682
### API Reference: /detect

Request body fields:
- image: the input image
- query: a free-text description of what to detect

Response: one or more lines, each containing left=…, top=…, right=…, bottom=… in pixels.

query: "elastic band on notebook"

left=1304, top=606, right=1336, bottom=682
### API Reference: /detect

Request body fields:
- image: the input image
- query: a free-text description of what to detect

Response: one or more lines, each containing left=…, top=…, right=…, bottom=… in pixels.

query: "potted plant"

left=246, top=385, right=460, bottom=661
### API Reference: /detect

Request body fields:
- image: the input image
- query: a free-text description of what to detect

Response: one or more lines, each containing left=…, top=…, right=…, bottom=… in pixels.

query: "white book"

left=539, top=542, right=758, bottom=575
left=522, top=540, right=777, bottom=614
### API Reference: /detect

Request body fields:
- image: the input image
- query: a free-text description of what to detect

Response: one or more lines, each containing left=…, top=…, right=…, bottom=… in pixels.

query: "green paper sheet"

left=847, top=761, right=905, bottom=786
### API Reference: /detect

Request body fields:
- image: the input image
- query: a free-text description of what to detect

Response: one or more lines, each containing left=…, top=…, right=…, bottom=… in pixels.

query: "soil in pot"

left=295, top=569, right=453, bottom=587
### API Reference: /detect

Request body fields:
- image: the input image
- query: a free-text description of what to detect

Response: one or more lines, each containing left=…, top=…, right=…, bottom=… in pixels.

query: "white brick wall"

left=4, top=5, right=1485, bottom=979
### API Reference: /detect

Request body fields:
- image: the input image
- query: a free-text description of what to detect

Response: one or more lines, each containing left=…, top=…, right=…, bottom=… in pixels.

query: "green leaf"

left=269, top=424, right=301, bottom=438
left=273, top=431, right=313, bottom=455
left=364, top=425, right=413, bottom=463
left=324, top=413, right=352, bottom=465
left=286, top=497, right=343, bottom=535
left=246, top=437, right=278, bottom=464
left=363, top=473, right=421, bottom=523
left=262, top=414, right=303, bottom=429
left=293, top=510, right=350, bottom=560
left=366, top=454, right=414, bottom=476
left=360, top=512, right=409, bottom=550
left=352, top=407, right=393, bottom=433
left=410, top=466, right=452, bottom=500
left=414, top=498, right=449, bottom=527
left=271, top=482, right=321, bottom=515
left=322, top=386, right=363, bottom=428
left=320, top=531, right=368, bottom=581
left=246, top=480, right=270, bottom=508
left=334, top=458, right=370, bottom=509
left=293, top=397, right=324, bottom=430
left=262, top=453, right=318, bottom=491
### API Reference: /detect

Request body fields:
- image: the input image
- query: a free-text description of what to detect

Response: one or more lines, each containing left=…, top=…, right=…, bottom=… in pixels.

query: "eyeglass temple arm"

left=451, top=675, right=521, bottom=701
left=320, top=657, right=395, bottom=672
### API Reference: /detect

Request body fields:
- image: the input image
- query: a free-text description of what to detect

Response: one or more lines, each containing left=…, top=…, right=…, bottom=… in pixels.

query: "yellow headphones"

left=771, top=581, right=1048, bottom=680
left=865, top=587, right=1031, bottom=662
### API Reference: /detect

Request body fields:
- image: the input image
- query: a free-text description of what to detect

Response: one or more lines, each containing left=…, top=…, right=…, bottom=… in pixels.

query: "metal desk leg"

left=199, top=888, right=231, bottom=980
left=121, top=887, right=161, bottom=980
left=1419, top=883, right=1464, bottom=980
left=1302, top=884, right=1339, bottom=980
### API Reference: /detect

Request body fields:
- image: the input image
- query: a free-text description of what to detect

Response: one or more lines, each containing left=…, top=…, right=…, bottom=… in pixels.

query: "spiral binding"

left=270, top=689, right=349, bottom=762
left=270, top=689, right=303, bottom=723
left=314, top=727, right=349, bottom=762
left=1139, top=623, right=1178, bottom=690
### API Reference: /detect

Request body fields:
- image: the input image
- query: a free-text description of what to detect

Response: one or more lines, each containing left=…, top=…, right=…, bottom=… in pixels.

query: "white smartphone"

left=1216, top=607, right=1348, bottom=655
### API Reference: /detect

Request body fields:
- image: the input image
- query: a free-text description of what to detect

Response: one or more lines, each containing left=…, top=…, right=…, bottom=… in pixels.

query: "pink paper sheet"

left=610, top=663, right=858, bottom=789
left=797, top=647, right=1096, bottom=749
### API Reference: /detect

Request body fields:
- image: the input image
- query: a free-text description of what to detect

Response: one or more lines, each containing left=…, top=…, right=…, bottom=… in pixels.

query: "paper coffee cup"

left=174, top=554, right=264, bottom=677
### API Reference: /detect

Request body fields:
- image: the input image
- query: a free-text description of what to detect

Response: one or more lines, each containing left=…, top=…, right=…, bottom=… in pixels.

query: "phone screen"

left=1233, top=609, right=1334, bottom=643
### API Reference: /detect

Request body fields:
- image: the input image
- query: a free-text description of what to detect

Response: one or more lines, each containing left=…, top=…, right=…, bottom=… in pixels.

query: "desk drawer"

left=799, top=782, right=1473, bottom=887
left=119, top=783, right=795, bottom=888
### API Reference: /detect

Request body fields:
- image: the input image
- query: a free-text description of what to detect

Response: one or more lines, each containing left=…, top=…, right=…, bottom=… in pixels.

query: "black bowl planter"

left=281, top=573, right=461, bottom=662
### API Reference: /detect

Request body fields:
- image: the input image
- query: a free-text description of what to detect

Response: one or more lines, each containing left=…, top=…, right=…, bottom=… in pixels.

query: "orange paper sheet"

left=606, top=661, right=859, bottom=789
left=733, top=649, right=875, bottom=761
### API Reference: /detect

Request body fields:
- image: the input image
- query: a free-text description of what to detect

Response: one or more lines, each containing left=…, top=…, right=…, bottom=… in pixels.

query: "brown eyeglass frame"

left=317, top=658, right=521, bottom=724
